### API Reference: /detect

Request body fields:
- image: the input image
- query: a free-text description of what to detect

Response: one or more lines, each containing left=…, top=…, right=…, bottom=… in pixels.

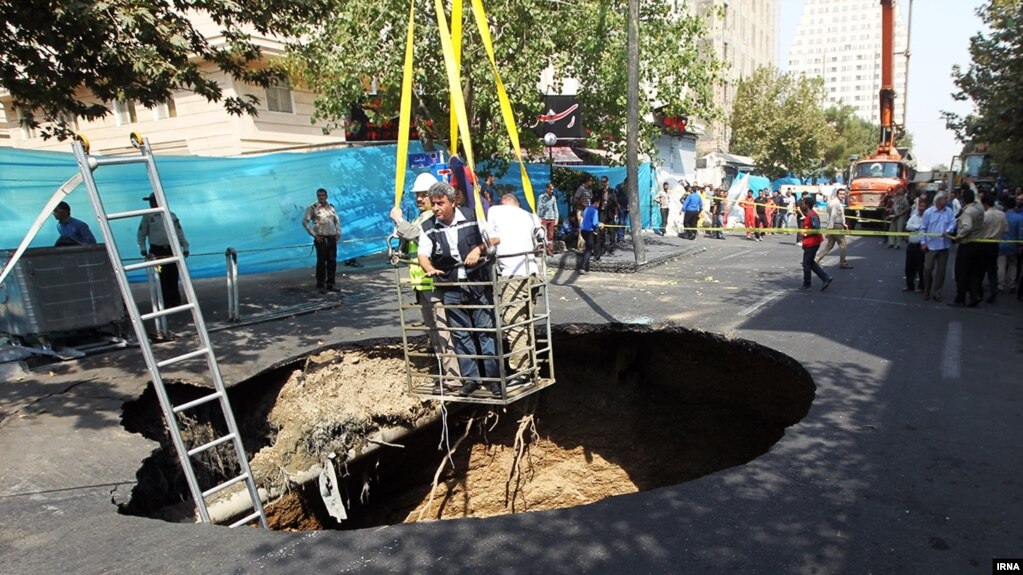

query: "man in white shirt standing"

left=302, top=188, right=340, bottom=294
left=815, top=188, right=853, bottom=270
left=486, top=193, right=542, bottom=386
left=138, top=193, right=190, bottom=308
left=919, top=191, right=956, bottom=302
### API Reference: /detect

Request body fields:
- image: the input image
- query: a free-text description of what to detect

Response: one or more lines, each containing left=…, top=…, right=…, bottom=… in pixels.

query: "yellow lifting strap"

left=470, top=0, right=536, bottom=212
left=393, top=0, right=417, bottom=209
left=393, top=0, right=536, bottom=215
left=432, top=0, right=485, bottom=223
left=449, top=0, right=463, bottom=157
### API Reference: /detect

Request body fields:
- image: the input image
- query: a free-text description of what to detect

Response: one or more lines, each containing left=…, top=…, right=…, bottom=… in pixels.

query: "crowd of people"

left=907, top=185, right=1023, bottom=306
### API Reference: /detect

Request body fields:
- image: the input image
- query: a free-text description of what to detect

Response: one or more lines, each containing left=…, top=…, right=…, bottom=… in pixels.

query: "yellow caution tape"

left=659, top=226, right=1022, bottom=242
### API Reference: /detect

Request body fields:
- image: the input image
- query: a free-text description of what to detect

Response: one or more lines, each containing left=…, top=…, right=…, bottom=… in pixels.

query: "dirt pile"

left=249, top=343, right=438, bottom=494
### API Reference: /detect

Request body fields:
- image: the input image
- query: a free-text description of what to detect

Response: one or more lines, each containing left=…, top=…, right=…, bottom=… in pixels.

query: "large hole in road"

left=119, top=323, right=815, bottom=530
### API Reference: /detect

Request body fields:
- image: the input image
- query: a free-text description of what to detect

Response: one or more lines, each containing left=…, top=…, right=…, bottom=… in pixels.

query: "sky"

left=776, top=0, right=986, bottom=170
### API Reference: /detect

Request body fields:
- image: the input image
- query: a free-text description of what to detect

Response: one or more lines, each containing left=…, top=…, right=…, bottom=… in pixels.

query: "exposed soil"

left=121, top=324, right=815, bottom=530
left=247, top=343, right=438, bottom=493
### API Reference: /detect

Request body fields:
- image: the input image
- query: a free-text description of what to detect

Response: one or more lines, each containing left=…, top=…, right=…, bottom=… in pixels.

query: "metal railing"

left=390, top=238, right=556, bottom=405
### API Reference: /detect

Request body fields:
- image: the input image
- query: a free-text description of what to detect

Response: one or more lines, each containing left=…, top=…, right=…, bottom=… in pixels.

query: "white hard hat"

left=412, top=172, right=439, bottom=193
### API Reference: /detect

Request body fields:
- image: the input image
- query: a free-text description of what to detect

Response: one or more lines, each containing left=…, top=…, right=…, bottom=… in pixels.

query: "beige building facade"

left=689, top=0, right=778, bottom=155
left=0, top=14, right=345, bottom=157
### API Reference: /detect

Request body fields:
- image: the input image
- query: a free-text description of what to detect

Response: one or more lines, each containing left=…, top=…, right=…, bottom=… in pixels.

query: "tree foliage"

left=0, top=0, right=328, bottom=138
left=729, top=67, right=833, bottom=180
left=821, top=104, right=875, bottom=178
left=943, top=0, right=1023, bottom=180
left=289, top=0, right=724, bottom=165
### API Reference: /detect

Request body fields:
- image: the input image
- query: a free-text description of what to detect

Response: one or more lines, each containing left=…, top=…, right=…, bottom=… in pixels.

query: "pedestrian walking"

left=799, top=196, right=833, bottom=291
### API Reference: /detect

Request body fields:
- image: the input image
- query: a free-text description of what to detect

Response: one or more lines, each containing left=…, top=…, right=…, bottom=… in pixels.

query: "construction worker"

left=390, top=173, right=459, bottom=391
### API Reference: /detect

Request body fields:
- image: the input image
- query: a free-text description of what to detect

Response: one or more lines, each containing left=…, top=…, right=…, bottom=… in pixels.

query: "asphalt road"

left=1, top=230, right=1020, bottom=574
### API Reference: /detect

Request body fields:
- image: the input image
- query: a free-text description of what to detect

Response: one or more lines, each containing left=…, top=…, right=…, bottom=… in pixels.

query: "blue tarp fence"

left=1, top=145, right=653, bottom=279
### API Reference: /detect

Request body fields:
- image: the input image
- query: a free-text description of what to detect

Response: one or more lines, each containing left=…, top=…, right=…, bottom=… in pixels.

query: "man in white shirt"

left=815, top=188, right=853, bottom=269
left=919, top=191, right=956, bottom=302
left=138, top=193, right=190, bottom=307
left=486, top=193, right=542, bottom=384
left=302, top=188, right=340, bottom=293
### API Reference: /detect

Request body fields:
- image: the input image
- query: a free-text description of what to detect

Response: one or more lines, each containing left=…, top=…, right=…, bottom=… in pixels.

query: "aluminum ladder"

left=70, top=134, right=267, bottom=528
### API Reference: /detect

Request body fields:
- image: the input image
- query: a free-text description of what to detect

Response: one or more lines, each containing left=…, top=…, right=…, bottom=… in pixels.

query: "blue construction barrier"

left=1, top=145, right=653, bottom=279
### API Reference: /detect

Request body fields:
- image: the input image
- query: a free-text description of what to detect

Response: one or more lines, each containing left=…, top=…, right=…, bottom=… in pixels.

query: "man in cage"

left=486, top=192, right=542, bottom=387
left=418, top=181, right=501, bottom=397
left=390, top=173, right=460, bottom=391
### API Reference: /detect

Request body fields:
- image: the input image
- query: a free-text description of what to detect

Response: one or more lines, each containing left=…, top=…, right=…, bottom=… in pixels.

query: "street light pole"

left=543, top=132, right=557, bottom=185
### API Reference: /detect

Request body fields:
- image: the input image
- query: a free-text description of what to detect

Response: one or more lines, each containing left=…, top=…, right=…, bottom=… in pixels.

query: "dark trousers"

left=905, top=242, right=925, bottom=289
left=578, top=230, right=596, bottom=271
left=755, top=212, right=768, bottom=238
left=682, top=211, right=699, bottom=239
left=982, top=244, right=999, bottom=299
left=314, top=235, right=337, bottom=288
left=601, top=221, right=616, bottom=254
left=593, top=225, right=605, bottom=258
left=802, top=244, right=830, bottom=287
left=954, top=242, right=984, bottom=304
left=149, top=244, right=181, bottom=308
left=659, top=208, right=669, bottom=234
left=441, top=286, right=498, bottom=382
left=617, top=210, right=628, bottom=241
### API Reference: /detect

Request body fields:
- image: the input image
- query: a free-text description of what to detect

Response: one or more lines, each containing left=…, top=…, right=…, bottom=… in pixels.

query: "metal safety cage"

left=388, top=236, right=556, bottom=405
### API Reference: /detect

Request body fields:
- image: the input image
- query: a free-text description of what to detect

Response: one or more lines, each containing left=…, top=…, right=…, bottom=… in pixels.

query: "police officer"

left=138, top=193, right=189, bottom=308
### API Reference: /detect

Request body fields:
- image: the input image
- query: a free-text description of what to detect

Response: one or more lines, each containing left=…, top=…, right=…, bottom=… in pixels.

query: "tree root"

left=413, top=415, right=476, bottom=522
left=504, top=412, right=538, bottom=511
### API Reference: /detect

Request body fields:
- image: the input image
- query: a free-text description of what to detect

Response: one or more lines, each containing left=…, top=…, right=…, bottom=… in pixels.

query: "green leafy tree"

left=729, top=67, right=833, bottom=179
left=290, top=1, right=724, bottom=165
left=943, top=0, right=1023, bottom=181
left=0, top=0, right=327, bottom=138
left=821, top=104, right=875, bottom=178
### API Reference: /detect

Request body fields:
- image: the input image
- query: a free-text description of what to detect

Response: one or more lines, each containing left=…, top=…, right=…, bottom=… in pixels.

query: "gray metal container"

left=0, top=245, right=125, bottom=336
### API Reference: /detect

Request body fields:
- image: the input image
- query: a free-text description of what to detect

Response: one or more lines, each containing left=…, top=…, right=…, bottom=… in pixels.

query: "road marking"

left=719, top=249, right=752, bottom=261
left=739, top=291, right=784, bottom=317
left=942, top=321, right=962, bottom=379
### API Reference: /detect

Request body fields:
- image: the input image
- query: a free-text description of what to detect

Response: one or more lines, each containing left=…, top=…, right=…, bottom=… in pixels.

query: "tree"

left=821, top=104, right=875, bottom=178
left=289, top=1, right=724, bottom=164
left=0, top=0, right=327, bottom=138
left=943, top=0, right=1023, bottom=181
left=729, top=67, right=833, bottom=180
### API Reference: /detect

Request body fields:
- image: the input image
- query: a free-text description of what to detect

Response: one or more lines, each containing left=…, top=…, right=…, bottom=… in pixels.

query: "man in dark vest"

left=418, top=181, right=500, bottom=396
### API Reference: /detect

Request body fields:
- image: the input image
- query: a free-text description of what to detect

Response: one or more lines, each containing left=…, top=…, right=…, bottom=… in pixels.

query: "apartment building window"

left=18, top=112, right=36, bottom=139
left=266, top=83, right=294, bottom=113
left=113, top=99, right=137, bottom=125
left=149, top=98, right=177, bottom=121
left=58, top=112, right=79, bottom=132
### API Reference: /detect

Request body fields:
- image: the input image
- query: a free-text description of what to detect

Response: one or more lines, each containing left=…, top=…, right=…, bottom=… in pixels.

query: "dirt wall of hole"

left=120, top=323, right=815, bottom=528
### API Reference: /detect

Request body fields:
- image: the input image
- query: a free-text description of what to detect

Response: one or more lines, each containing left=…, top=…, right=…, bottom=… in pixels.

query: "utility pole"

left=627, top=0, right=645, bottom=264
left=901, top=0, right=912, bottom=133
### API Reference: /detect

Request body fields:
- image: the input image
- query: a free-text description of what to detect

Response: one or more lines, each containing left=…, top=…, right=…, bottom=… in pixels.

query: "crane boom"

left=876, top=0, right=899, bottom=159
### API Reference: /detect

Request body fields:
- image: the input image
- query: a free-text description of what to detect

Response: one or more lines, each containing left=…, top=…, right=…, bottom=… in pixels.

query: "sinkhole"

left=119, top=323, right=815, bottom=530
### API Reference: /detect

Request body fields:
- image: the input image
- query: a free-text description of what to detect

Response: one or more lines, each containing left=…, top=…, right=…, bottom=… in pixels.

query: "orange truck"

left=846, top=0, right=914, bottom=228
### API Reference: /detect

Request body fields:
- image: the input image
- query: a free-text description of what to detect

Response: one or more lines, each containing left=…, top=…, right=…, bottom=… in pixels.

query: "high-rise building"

left=786, top=0, right=909, bottom=126
left=691, top=0, right=777, bottom=155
